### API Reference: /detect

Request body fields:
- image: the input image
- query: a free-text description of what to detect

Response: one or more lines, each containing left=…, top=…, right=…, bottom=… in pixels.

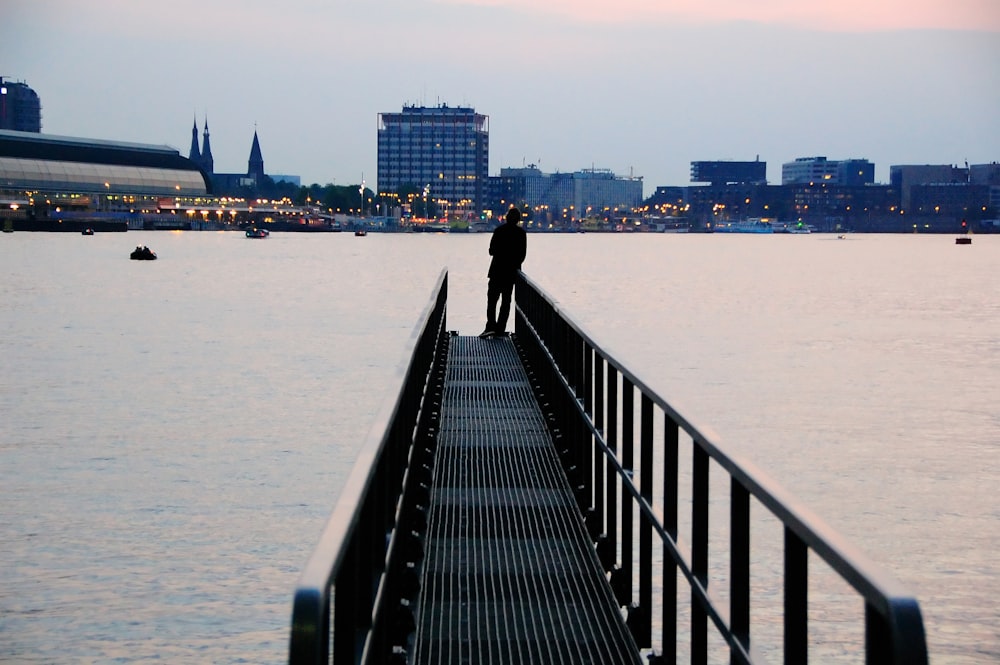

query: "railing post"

left=692, top=445, right=710, bottom=665
left=784, top=526, right=808, bottom=665
left=599, top=364, right=618, bottom=573
left=662, top=414, right=679, bottom=664
left=615, top=378, right=635, bottom=609
left=590, top=351, right=606, bottom=543
left=637, top=394, right=654, bottom=648
left=731, top=479, right=751, bottom=665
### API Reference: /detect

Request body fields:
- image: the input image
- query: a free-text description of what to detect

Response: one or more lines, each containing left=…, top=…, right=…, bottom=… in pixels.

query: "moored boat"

left=714, top=218, right=773, bottom=234
left=246, top=228, right=270, bottom=238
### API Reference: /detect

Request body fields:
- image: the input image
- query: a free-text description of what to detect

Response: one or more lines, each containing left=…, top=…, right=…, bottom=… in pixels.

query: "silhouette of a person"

left=480, top=207, right=527, bottom=337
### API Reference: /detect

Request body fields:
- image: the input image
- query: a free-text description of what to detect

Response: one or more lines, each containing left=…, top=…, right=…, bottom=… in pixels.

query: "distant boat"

left=714, top=218, right=773, bottom=234
left=354, top=229, right=367, bottom=237
left=81, top=228, right=94, bottom=235
left=129, top=245, right=157, bottom=260
left=246, top=228, right=270, bottom=238
left=956, top=222, right=972, bottom=244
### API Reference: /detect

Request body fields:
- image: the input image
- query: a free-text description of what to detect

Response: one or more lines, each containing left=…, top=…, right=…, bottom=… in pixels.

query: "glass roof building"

left=0, top=129, right=210, bottom=198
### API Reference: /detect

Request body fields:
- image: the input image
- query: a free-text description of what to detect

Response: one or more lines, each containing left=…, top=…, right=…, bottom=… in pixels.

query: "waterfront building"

left=894, top=164, right=993, bottom=228
left=890, top=164, right=969, bottom=209
left=489, top=165, right=643, bottom=225
left=970, top=163, right=1000, bottom=211
left=0, top=129, right=209, bottom=200
left=0, top=78, right=42, bottom=133
left=377, top=104, right=489, bottom=217
left=690, top=159, right=766, bottom=186
left=0, top=128, right=210, bottom=228
left=782, top=156, right=874, bottom=186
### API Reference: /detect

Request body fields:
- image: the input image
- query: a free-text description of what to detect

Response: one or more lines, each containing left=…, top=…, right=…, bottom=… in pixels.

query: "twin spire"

left=188, top=114, right=214, bottom=174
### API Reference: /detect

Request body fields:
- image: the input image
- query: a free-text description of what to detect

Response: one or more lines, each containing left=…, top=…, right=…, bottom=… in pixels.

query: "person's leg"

left=495, top=278, right=514, bottom=333
left=482, top=278, right=500, bottom=336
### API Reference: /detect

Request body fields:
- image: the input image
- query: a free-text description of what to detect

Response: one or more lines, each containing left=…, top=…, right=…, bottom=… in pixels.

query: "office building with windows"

left=0, top=78, right=42, bottom=133
left=377, top=104, right=489, bottom=216
left=782, top=156, right=874, bottom=186
left=690, top=159, right=766, bottom=185
left=490, top=165, right=643, bottom=224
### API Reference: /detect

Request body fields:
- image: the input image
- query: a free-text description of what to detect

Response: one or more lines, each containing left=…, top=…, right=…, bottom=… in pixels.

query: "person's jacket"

left=488, top=222, right=527, bottom=278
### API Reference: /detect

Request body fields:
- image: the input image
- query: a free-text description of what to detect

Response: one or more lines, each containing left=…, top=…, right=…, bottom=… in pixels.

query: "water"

left=1, top=231, right=997, bottom=663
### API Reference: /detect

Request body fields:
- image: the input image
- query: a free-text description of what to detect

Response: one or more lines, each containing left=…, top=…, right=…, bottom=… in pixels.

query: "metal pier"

left=289, top=269, right=928, bottom=665
left=413, top=336, right=641, bottom=664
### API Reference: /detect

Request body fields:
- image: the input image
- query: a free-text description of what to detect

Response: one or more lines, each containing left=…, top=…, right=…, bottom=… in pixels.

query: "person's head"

left=505, top=208, right=521, bottom=225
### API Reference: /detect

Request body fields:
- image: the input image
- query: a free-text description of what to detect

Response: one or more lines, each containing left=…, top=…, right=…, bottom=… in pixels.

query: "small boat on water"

left=354, top=229, right=367, bottom=237
left=81, top=228, right=94, bottom=235
left=955, top=220, right=972, bottom=244
left=246, top=228, right=270, bottom=238
left=130, top=245, right=157, bottom=260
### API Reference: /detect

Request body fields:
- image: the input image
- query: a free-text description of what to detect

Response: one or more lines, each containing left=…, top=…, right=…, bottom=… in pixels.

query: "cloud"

left=436, top=0, right=1000, bottom=31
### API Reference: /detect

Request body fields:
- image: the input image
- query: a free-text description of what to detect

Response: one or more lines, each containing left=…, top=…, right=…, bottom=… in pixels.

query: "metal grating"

left=413, top=336, right=642, bottom=665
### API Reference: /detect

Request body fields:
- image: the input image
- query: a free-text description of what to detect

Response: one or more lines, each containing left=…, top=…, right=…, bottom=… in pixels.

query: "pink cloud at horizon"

left=442, top=0, right=1000, bottom=31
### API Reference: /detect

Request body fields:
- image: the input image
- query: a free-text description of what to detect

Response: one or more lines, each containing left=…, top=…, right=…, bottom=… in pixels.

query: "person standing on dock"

left=479, top=207, right=527, bottom=338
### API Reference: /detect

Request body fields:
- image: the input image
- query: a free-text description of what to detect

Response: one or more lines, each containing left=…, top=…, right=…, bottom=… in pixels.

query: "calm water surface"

left=1, top=231, right=997, bottom=663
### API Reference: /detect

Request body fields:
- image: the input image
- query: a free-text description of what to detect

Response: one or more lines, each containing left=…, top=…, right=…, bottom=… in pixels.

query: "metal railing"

left=513, top=272, right=928, bottom=665
left=289, top=269, right=449, bottom=665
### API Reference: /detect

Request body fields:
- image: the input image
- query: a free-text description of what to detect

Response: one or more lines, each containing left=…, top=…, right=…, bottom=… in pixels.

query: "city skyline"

left=2, top=0, right=998, bottom=197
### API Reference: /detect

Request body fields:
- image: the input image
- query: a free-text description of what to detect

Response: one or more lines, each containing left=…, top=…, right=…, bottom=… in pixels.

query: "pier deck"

left=413, top=335, right=641, bottom=664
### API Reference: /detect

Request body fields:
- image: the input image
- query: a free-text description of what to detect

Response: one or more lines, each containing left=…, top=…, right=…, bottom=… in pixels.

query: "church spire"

left=200, top=115, right=214, bottom=174
left=248, top=128, right=265, bottom=183
left=188, top=115, right=201, bottom=162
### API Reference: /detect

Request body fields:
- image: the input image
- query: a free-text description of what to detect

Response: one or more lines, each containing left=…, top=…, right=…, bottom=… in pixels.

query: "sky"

left=2, top=0, right=998, bottom=197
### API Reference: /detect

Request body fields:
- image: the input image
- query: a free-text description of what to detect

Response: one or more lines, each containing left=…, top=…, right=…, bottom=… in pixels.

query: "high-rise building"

left=377, top=104, right=489, bottom=216
left=782, top=156, right=874, bottom=186
left=0, top=78, right=42, bottom=133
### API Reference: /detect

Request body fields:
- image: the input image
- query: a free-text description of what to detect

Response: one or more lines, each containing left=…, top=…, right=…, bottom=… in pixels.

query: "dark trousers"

left=487, top=275, right=515, bottom=332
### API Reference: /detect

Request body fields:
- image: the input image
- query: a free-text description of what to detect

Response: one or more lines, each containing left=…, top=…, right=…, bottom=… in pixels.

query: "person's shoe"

left=492, top=327, right=507, bottom=337
left=478, top=327, right=495, bottom=338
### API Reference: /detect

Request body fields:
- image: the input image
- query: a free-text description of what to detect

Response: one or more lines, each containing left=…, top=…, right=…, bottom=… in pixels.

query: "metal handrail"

left=289, top=269, right=449, bottom=665
left=513, top=271, right=928, bottom=665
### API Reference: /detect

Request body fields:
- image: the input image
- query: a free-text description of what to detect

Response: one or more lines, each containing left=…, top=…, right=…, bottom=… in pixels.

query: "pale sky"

left=3, top=0, right=998, bottom=196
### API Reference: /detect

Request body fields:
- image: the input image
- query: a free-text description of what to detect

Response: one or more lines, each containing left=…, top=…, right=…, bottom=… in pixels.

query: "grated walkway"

left=413, top=335, right=642, bottom=665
